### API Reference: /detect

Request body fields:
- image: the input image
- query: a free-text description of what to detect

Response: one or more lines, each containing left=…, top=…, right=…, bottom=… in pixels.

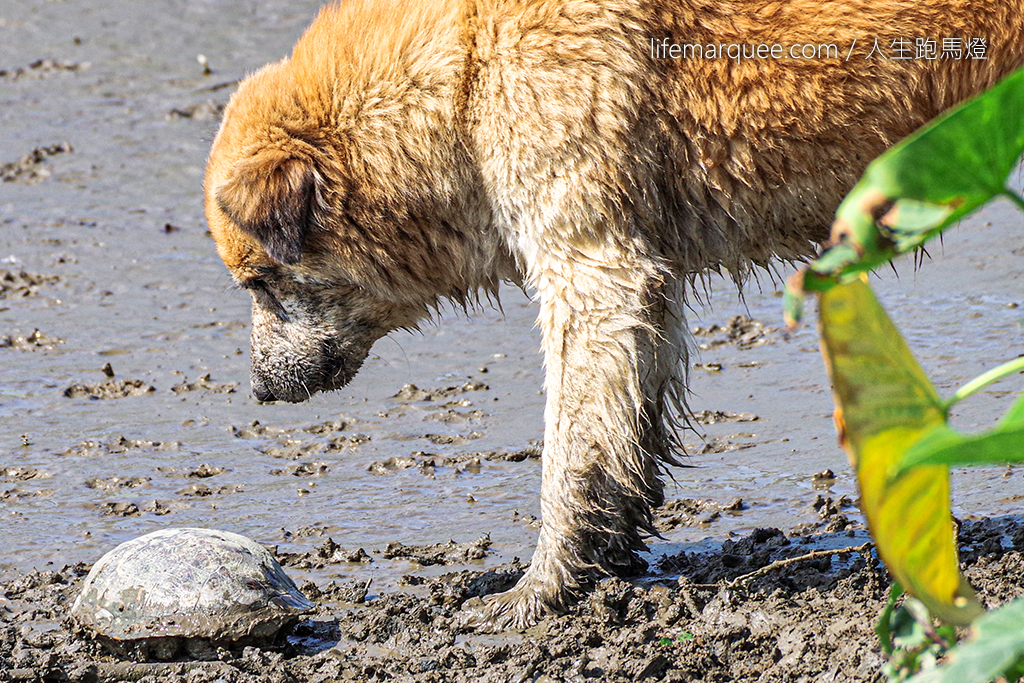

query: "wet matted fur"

left=205, top=0, right=1024, bottom=628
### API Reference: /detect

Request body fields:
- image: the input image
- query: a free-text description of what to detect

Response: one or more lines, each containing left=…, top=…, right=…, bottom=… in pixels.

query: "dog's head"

left=205, top=123, right=417, bottom=402
left=204, top=31, right=510, bottom=403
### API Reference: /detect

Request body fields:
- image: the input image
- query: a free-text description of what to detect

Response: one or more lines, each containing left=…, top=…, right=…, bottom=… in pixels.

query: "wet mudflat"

left=2, top=1, right=1024, bottom=681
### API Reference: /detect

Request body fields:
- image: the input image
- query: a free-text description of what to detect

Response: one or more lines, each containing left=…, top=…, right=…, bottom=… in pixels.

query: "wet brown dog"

left=205, top=0, right=1024, bottom=628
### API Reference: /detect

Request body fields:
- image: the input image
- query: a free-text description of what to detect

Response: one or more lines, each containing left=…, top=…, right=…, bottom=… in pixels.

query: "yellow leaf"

left=818, top=277, right=981, bottom=625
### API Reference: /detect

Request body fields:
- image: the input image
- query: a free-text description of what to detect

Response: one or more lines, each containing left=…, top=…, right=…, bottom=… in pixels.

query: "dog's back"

left=650, top=0, right=1024, bottom=272
left=460, top=0, right=1024, bottom=283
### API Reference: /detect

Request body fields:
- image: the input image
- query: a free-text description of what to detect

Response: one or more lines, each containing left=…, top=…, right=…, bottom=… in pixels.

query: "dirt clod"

left=63, top=379, right=156, bottom=400
left=0, top=144, right=72, bottom=183
left=392, top=382, right=489, bottom=402
left=0, top=271, right=60, bottom=299
left=0, top=59, right=88, bottom=80
left=692, top=314, right=776, bottom=350
left=62, top=436, right=179, bottom=456
left=170, top=373, right=238, bottom=395
left=382, top=536, right=492, bottom=566
left=0, top=329, right=63, bottom=350
left=655, top=497, right=745, bottom=531
left=692, top=410, right=759, bottom=425
left=167, top=101, right=226, bottom=120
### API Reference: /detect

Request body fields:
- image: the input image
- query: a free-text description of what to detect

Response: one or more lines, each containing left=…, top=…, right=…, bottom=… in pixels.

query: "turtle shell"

left=71, top=528, right=313, bottom=643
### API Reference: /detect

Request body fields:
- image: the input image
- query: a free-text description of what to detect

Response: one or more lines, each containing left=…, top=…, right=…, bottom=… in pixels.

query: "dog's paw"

left=454, top=579, right=561, bottom=632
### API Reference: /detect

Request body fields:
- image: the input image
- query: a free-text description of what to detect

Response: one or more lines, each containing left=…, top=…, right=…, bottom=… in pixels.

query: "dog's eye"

left=239, top=277, right=269, bottom=292
left=240, top=276, right=289, bottom=320
left=236, top=265, right=280, bottom=292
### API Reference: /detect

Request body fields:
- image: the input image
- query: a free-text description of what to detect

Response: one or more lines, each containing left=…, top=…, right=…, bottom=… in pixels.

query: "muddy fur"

left=205, top=0, right=1024, bottom=628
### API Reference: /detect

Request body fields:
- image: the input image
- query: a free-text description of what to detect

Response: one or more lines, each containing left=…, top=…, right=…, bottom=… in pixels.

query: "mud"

left=61, top=437, right=181, bottom=458
left=166, top=102, right=225, bottom=122
left=2, top=518, right=1024, bottom=682
left=654, top=497, right=746, bottom=532
left=0, top=329, right=63, bottom=352
left=691, top=315, right=777, bottom=350
left=0, top=146, right=73, bottom=185
left=0, top=60, right=88, bottom=81
left=0, top=271, right=60, bottom=299
left=3, top=0, right=1024, bottom=680
left=169, top=374, right=239, bottom=395
left=63, top=380, right=157, bottom=400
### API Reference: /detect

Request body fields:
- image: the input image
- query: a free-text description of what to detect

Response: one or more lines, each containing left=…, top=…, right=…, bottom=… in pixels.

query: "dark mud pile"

left=3, top=518, right=1023, bottom=683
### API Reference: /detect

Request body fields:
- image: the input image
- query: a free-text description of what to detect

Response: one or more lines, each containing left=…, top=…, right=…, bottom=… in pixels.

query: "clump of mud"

left=383, top=536, right=492, bottom=567
left=276, top=536, right=492, bottom=572
left=61, top=435, right=180, bottom=456
left=0, top=270, right=60, bottom=299
left=2, top=519, right=1022, bottom=682
left=692, top=409, right=759, bottom=425
left=228, top=419, right=372, bottom=460
left=0, top=143, right=72, bottom=183
left=366, top=444, right=541, bottom=479
left=269, top=462, right=328, bottom=477
left=0, top=467, right=48, bottom=482
left=63, top=379, right=156, bottom=400
left=277, top=538, right=375, bottom=570
left=231, top=419, right=349, bottom=439
left=655, top=497, right=745, bottom=531
left=85, top=476, right=150, bottom=491
left=423, top=432, right=484, bottom=446
left=0, top=59, right=89, bottom=80
left=167, top=101, right=226, bottom=120
left=0, top=329, right=63, bottom=350
left=682, top=435, right=758, bottom=454
left=170, top=374, right=238, bottom=395
left=391, top=381, right=489, bottom=402
left=692, top=314, right=776, bottom=350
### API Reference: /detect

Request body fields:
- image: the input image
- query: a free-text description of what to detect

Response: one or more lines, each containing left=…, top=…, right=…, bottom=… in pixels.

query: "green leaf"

left=800, top=67, right=1024, bottom=284
left=818, top=277, right=981, bottom=625
left=999, top=391, right=1024, bottom=429
left=890, top=380, right=1024, bottom=477
left=894, top=424, right=1024, bottom=475
left=907, top=597, right=1024, bottom=683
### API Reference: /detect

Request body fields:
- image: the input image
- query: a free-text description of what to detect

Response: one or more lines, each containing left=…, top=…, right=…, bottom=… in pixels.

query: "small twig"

left=725, top=542, right=873, bottom=589
left=686, top=542, right=873, bottom=591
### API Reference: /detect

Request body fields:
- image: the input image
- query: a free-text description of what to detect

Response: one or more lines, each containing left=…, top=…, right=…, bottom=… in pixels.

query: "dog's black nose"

left=252, top=378, right=278, bottom=403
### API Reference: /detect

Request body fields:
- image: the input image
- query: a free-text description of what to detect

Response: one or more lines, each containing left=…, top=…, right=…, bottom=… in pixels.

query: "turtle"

left=70, top=527, right=314, bottom=660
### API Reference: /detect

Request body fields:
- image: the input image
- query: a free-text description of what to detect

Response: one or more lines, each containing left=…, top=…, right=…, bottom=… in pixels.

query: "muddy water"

left=1, top=0, right=1022, bottom=595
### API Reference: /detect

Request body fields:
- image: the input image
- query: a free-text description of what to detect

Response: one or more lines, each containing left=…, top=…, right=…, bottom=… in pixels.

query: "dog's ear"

left=216, top=149, right=317, bottom=265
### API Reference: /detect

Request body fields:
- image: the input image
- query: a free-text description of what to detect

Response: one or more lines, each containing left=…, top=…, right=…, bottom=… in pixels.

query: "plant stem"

left=947, top=356, right=1024, bottom=410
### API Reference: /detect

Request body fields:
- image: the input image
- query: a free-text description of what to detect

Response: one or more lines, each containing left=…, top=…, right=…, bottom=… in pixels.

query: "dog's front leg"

left=464, top=247, right=672, bottom=629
